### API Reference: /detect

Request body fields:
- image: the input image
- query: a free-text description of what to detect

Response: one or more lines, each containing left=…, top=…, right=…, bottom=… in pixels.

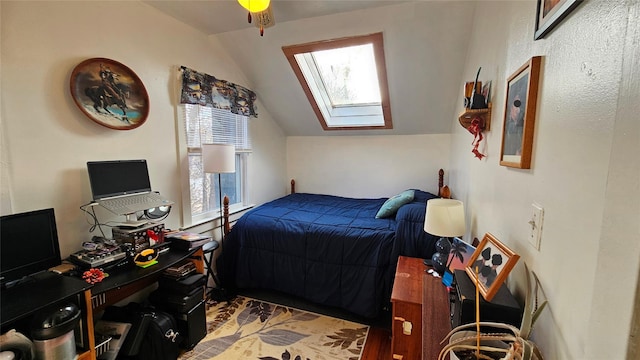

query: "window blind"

left=182, top=104, right=252, bottom=153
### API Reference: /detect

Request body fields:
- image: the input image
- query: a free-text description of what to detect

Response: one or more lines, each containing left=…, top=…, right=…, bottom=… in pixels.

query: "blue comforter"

left=219, top=190, right=439, bottom=318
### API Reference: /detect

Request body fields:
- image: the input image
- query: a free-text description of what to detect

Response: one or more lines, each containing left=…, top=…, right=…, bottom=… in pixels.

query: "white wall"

left=450, top=1, right=640, bottom=359
left=287, top=134, right=450, bottom=198
left=0, top=1, right=286, bottom=257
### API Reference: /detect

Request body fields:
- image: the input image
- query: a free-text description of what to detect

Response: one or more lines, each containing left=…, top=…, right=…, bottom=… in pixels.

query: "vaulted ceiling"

left=145, top=1, right=477, bottom=136
left=144, top=1, right=405, bottom=35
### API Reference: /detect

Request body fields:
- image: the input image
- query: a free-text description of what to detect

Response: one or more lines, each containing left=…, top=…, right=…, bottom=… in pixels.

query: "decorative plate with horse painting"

left=70, top=58, right=149, bottom=130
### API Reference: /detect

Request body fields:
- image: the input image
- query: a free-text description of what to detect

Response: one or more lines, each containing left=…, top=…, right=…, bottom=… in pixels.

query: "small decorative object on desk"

left=133, top=248, right=159, bottom=268
left=146, top=229, right=164, bottom=246
left=83, top=268, right=108, bottom=284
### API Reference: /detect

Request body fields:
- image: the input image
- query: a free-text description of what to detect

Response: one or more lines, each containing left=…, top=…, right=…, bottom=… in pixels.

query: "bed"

left=218, top=170, right=451, bottom=319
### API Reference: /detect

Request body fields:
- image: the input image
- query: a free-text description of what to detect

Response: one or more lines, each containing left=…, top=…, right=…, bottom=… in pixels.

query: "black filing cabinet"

left=150, top=273, right=207, bottom=350
left=451, top=270, right=523, bottom=329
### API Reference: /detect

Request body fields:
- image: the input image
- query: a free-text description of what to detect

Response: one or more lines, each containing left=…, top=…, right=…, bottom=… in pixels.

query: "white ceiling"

left=144, top=0, right=405, bottom=35
left=144, top=1, right=476, bottom=136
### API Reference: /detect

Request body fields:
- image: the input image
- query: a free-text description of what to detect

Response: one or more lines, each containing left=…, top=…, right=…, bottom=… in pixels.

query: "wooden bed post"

left=223, top=195, right=230, bottom=236
left=291, top=179, right=296, bottom=194
left=438, top=168, right=451, bottom=199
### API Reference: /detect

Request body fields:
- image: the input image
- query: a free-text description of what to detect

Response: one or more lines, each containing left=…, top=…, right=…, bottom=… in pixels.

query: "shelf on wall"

left=459, top=102, right=492, bottom=131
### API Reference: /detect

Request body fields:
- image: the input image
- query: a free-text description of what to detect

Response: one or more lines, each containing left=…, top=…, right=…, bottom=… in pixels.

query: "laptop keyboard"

left=99, top=192, right=172, bottom=215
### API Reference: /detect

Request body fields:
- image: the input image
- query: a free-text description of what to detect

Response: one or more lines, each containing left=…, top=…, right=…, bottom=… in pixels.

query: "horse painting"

left=70, top=58, right=149, bottom=130
left=84, top=83, right=130, bottom=123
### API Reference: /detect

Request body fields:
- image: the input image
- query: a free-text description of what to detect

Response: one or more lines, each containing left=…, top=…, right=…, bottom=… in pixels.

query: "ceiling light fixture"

left=253, top=6, right=275, bottom=36
left=237, top=0, right=270, bottom=24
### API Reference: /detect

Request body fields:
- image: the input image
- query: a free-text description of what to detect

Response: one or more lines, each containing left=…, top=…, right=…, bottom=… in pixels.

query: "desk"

left=90, top=248, right=200, bottom=312
left=1, top=248, right=203, bottom=360
left=1, top=272, right=91, bottom=326
left=0, top=272, right=94, bottom=359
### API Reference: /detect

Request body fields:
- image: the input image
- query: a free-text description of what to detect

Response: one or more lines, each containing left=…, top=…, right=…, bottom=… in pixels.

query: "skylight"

left=283, top=33, right=392, bottom=130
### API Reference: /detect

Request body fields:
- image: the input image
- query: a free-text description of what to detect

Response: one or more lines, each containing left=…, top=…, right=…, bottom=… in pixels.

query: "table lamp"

left=202, top=143, right=236, bottom=240
left=423, top=199, right=466, bottom=272
left=202, top=143, right=235, bottom=302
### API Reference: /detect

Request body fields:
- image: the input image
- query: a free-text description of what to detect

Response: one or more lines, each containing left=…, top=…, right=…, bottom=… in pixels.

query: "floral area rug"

left=179, top=296, right=369, bottom=360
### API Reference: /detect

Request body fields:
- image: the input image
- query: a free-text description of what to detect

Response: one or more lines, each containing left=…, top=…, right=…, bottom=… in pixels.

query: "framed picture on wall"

left=465, top=233, right=520, bottom=302
left=534, top=0, right=583, bottom=40
left=499, top=56, right=542, bottom=169
left=70, top=57, right=149, bottom=130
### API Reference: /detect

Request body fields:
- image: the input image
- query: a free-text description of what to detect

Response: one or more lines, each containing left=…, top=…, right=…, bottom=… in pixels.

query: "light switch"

left=529, top=203, right=544, bottom=250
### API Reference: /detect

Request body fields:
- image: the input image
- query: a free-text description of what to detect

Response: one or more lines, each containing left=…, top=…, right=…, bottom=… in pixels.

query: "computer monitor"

left=0, top=208, right=62, bottom=287
left=87, top=160, right=152, bottom=200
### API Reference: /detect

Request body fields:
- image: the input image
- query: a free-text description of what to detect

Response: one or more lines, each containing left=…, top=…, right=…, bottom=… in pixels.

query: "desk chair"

left=201, top=240, right=231, bottom=302
left=202, top=240, right=221, bottom=293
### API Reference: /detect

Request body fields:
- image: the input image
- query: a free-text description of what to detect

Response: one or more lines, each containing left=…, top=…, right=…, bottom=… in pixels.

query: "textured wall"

left=449, top=1, right=640, bottom=359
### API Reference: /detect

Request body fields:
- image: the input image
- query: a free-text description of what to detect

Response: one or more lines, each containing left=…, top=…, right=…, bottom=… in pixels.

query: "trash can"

left=30, top=303, right=80, bottom=360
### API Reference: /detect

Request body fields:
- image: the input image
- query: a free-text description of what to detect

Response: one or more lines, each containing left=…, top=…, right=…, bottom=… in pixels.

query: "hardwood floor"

left=362, top=326, right=392, bottom=360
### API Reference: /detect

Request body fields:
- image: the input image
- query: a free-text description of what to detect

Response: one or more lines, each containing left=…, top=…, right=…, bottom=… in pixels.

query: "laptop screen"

left=87, top=160, right=152, bottom=200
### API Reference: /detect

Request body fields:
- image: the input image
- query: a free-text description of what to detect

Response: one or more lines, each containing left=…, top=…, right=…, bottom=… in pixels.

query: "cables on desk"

left=80, top=201, right=108, bottom=238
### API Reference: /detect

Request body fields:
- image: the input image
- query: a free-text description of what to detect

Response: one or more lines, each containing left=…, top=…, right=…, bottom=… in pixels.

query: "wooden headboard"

left=223, top=168, right=451, bottom=235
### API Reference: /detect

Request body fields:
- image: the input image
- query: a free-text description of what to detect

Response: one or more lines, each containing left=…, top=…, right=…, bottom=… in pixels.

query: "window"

left=282, top=32, right=392, bottom=130
left=181, top=104, right=251, bottom=225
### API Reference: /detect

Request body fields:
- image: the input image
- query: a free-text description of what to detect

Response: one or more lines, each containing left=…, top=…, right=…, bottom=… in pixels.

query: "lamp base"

left=423, top=258, right=433, bottom=266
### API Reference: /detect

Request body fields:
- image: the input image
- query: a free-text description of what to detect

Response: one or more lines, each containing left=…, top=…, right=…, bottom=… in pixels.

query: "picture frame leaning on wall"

left=465, top=233, right=520, bottom=302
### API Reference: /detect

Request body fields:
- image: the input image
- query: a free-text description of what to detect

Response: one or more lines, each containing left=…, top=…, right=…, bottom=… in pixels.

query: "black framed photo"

left=534, top=0, right=583, bottom=40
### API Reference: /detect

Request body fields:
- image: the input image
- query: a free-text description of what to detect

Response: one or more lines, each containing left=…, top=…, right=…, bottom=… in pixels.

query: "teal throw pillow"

left=375, top=190, right=415, bottom=219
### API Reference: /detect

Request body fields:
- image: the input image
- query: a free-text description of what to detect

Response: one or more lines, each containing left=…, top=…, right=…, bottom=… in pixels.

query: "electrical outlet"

left=529, top=203, right=544, bottom=250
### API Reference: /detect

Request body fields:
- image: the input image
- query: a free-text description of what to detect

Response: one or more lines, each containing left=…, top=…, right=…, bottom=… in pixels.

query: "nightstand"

left=391, top=256, right=424, bottom=360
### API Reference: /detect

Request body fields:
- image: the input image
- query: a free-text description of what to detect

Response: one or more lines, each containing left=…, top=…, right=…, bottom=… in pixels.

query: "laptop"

left=87, top=160, right=174, bottom=217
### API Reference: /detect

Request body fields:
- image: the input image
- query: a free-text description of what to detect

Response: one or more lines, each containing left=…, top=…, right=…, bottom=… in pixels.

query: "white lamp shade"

left=202, top=143, right=236, bottom=173
left=424, top=199, right=466, bottom=237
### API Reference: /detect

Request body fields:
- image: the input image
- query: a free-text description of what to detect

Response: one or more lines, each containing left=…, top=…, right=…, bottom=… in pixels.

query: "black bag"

left=103, top=303, right=181, bottom=360
left=135, top=310, right=181, bottom=360
left=102, top=302, right=152, bottom=357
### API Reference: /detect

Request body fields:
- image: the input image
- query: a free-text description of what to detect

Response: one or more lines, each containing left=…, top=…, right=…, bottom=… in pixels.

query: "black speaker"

left=451, top=270, right=522, bottom=329
left=171, top=300, right=206, bottom=350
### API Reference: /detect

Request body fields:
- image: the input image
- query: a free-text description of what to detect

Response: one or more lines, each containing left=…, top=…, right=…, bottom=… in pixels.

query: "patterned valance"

left=180, top=66, right=258, bottom=118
